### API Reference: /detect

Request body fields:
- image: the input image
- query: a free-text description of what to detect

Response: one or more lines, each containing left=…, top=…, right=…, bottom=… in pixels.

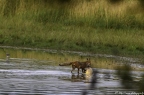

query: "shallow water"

left=0, top=58, right=140, bottom=95
left=0, top=47, right=143, bottom=95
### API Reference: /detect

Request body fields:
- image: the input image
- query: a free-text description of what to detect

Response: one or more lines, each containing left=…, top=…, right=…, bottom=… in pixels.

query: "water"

left=0, top=47, right=143, bottom=95
left=0, top=59, right=140, bottom=95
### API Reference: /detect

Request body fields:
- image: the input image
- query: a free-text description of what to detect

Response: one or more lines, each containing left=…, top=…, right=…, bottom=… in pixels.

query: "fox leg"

left=83, top=69, right=85, bottom=73
left=81, top=68, right=86, bottom=73
left=82, top=69, right=85, bottom=73
left=71, top=69, right=74, bottom=73
left=78, top=68, right=80, bottom=74
left=71, top=70, right=73, bottom=73
left=81, top=69, right=84, bottom=73
left=71, top=67, right=75, bottom=73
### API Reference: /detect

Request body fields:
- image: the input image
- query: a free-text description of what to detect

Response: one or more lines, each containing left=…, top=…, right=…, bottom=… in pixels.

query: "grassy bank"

left=0, top=0, right=144, bottom=57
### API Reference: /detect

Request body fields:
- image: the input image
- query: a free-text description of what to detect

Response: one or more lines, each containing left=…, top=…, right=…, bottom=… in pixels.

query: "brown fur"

left=59, top=58, right=91, bottom=73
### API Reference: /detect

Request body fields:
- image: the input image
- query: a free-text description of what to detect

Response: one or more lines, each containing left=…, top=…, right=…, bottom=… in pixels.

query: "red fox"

left=59, top=58, right=91, bottom=73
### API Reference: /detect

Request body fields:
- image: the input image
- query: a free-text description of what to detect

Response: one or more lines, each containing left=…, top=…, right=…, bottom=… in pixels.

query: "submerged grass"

left=0, top=0, right=144, bottom=58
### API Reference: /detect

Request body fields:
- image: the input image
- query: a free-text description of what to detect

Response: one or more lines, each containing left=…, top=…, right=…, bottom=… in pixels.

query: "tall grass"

left=0, top=0, right=144, bottom=56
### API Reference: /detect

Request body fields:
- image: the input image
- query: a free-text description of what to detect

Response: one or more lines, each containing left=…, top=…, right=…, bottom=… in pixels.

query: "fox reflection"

left=71, top=74, right=85, bottom=80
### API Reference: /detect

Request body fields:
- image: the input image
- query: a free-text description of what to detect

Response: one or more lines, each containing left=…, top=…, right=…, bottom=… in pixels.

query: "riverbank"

left=0, top=27, right=144, bottom=58
left=0, top=45, right=144, bottom=71
left=0, top=0, right=144, bottom=58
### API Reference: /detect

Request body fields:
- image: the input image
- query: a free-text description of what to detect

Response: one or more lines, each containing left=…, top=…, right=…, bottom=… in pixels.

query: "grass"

left=0, top=0, right=144, bottom=58
left=1, top=48, right=143, bottom=71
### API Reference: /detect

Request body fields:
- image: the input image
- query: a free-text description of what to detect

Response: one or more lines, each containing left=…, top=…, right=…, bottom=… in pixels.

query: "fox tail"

left=59, top=62, right=72, bottom=66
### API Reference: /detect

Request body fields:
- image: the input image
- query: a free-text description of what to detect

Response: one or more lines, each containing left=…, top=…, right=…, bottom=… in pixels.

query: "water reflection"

left=0, top=47, right=144, bottom=73
left=0, top=47, right=128, bottom=70
left=0, top=47, right=144, bottom=94
left=71, top=74, right=85, bottom=80
left=0, top=55, right=141, bottom=95
left=0, top=48, right=90, bottom=65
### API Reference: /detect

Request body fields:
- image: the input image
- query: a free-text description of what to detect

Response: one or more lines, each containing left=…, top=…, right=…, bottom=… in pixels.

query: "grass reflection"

left=0, top=48, right=143, bottom=71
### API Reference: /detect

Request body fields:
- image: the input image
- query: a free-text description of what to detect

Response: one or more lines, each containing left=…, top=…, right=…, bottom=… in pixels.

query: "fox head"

left=86, top=58, right=91, bottom=67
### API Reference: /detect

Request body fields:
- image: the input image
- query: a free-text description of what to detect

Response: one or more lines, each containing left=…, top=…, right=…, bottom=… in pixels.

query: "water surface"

left=0, top=47, right=143, bottom=95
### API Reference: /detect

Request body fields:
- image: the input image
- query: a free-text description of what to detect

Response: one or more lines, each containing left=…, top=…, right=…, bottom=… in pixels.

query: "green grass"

left=0, top=0, right=144, bottom=58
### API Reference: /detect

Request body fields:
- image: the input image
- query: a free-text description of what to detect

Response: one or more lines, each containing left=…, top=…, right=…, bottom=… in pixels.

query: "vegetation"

left=0, top=0, right=144, bottom=57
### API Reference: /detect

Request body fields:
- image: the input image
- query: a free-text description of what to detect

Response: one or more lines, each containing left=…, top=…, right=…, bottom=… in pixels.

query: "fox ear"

left=87, top=58, right=88, bottom=60
left=87, top=58, right=90, bottom=61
